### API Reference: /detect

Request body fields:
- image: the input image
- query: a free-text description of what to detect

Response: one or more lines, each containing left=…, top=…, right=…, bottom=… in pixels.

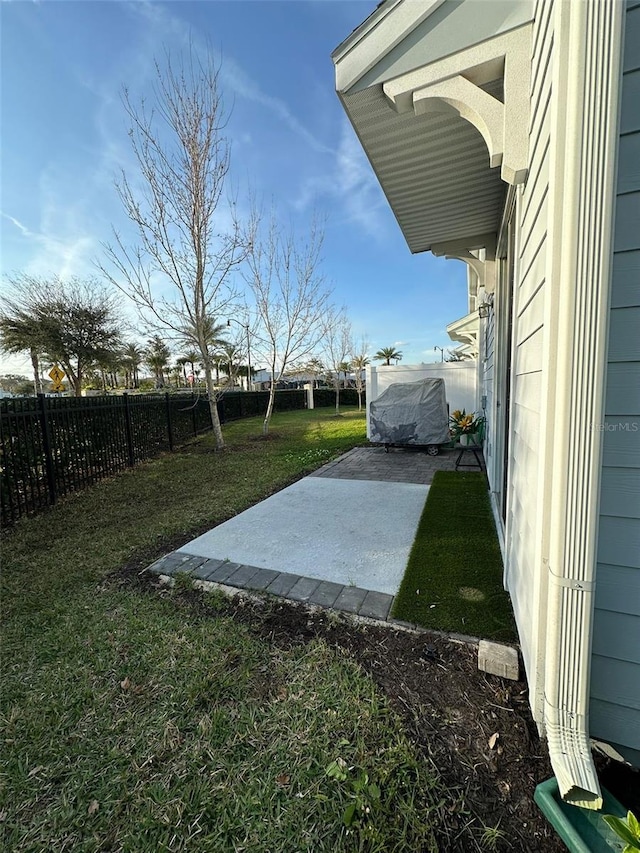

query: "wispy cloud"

left=125, top=0, right=334, bottom=160
left=221, top=58, right=334, bottom=157
left=77, top=3, right=386, bottom=244
left=2, top=212, right=32, bottom=238
left=294, top=120, right=387, bottom=238
left=2, top=175, right=96, bottom=281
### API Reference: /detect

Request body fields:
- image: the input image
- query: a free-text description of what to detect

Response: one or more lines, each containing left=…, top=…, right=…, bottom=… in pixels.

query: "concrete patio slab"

left=177, top=477, right=429, bottom=596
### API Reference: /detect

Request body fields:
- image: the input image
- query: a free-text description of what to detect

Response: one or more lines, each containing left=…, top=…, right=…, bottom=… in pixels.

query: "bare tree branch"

left=244, top=208, right=332, bottom=435
left=322, top=307, right=352, bottom=414
left=97, top=47, right=249, bottom=449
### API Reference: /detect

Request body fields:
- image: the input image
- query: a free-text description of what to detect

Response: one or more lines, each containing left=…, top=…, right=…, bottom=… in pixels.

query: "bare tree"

left=244, top=211, right=331, bottom=435
left=322, top=308, right=352, bottom=414
left=350, top=341, right=370, bottom=411
left=98, top=49, right=248, bottom=449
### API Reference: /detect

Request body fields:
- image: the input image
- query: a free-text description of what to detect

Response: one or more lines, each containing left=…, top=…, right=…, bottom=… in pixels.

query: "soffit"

left=447, top=310, right=480, bottom=338
left=341, top=82, right=506, bottom=254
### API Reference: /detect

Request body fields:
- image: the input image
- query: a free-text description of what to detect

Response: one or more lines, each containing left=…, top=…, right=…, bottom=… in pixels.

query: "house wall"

left=495, top=0, right=554, bottom=706
left=590, top=0, right=640, bottom=767
left=366, top=362, right=477, bottom=439
left=483, top=240, right=514, bottom=538
left=480, top=297, right=496, bottom=468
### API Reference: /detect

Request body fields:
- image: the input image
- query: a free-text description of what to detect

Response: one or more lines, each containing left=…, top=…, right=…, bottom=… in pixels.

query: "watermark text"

left=589, top=421, right=639, bottom=432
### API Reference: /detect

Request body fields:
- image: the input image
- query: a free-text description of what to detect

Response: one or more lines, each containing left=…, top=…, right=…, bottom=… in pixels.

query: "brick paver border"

left=147, top=551, right=401, bottom=624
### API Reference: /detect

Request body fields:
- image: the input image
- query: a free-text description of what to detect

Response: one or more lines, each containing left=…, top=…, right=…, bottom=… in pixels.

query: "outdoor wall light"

left=478, top=303, right=490, bottom=319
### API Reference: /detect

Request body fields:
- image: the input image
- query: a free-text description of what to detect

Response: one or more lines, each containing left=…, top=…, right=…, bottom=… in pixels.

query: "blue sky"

left=1, top=0, right=468, bottom=376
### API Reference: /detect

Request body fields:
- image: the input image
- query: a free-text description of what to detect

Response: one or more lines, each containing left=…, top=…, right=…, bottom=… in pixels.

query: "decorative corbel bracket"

left=383, top=26, right=532, bottom=185
left=432, top=233, right=497, bottom=294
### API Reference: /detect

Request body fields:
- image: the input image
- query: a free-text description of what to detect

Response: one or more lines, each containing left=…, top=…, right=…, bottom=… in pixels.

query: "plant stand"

left=455, top=439, right=484, bottom=471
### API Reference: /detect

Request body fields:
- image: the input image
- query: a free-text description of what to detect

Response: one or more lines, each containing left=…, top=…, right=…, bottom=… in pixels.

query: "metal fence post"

left=191, top=392, right=198, bottom=437
left=123, top=393, right=135, bottom=467
left=165, top=392, right=174, bottom=451
left=38, top=393, right=57, bottom=506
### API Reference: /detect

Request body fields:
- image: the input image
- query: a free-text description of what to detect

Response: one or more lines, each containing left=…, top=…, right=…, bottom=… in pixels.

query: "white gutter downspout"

left=542, top=0, right=624, bottom=809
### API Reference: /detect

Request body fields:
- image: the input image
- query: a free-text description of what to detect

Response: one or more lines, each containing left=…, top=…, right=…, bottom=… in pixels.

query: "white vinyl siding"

left=502, top=0, right=552, bottom=688
left=590, top=0, right=640, bottom=767
left=480, top=298, right=496, bottom=474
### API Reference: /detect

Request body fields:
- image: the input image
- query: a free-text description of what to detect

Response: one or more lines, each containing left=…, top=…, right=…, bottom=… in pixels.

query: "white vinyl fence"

left=366, top=361, right=478, bottom=439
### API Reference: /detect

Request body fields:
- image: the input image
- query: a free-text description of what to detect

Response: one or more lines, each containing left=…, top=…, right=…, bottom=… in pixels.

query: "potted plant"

left=449, top=409, right=485, bottom=446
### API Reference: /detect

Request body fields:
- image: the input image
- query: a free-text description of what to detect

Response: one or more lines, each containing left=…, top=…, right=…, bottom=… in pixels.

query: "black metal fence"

left=0, top=392, right=216, bottom=527
left=1, top=388, right=364, bottom=526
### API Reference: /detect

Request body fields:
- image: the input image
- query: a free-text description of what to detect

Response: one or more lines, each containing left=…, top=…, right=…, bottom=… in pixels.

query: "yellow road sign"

left=49, top=365, right=65, bottom=383
left=50, top=382, right=65, bottom=393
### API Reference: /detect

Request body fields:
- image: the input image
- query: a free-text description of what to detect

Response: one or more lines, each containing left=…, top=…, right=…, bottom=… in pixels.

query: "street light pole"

left=434, top=345, right=444, bottom=362
left=227, top=318, right=252, bottom=391
left=246, top=329, right=252, bottom=392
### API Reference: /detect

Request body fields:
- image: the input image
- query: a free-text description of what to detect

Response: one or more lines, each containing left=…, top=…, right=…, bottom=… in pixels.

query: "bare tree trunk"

left=203, top=362, right=225, bottom=449
left=61, top=360, right=81, bottom=396
left=263, top=380, right=277, bottom=436
left=30, top=348, right=42, bottom=395
left=357, top=390, right=362, bottom=411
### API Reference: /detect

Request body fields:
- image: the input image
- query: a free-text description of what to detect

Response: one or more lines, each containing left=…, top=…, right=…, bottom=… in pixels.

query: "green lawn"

left=1, top=408, right=448, bottom=852
left=392, top=471, right=517, bottom=641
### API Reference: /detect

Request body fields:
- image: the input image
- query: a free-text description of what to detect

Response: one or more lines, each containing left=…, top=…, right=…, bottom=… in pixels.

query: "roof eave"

left=333, top=0, right=447, bottom=94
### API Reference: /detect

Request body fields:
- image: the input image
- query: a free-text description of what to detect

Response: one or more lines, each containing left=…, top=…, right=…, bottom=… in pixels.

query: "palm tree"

left=374, top=346, right=402, bottom=366
left=175, top=356, right=189, bottom=387
left=0, top=311, right=45, bottom=394
left=181, top=349, right=200, bottom=384
left=93, top=350, right=122, bottom=392
left=145, top=336, right=171, bottom=389
left=178, top=318, right=230, bottom=388
left=218, top=342, right=241, bottom=387
left=338, top=360, right=352, bottom=388
left=307, top=357, right=324, bottom=389
left=122, top=342, right=143, bottom=389
left=179, top=317, right=228, bottom=362
left=169, top=364, right=183, bottom=389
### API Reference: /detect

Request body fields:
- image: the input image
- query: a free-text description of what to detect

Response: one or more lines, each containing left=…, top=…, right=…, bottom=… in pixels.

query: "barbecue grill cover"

left=369, top=378, right=449, bottom=445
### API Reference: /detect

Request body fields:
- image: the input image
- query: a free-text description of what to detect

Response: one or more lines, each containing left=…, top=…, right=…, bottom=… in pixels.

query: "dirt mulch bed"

left=237, top=597, right=564, bottom=852
left=111, top=556, right=563, bottom=852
